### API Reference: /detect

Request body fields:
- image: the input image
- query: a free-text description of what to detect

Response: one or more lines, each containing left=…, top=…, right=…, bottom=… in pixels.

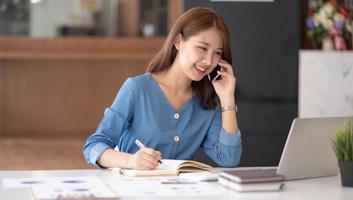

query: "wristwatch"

left=221, top=105, right=238, bottom=112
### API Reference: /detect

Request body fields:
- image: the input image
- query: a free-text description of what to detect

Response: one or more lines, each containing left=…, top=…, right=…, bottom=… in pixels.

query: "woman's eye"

left=198, top=47, right=207, bottom=51
left=215, top=52, right=222, bottom=57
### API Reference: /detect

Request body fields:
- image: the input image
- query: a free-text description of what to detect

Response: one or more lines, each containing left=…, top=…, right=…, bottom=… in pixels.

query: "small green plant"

left=331, top=121, right=353, bottom=162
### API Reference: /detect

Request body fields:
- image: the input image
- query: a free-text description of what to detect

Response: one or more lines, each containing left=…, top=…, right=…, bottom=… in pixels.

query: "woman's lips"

left=194, top=64, right=208, bottom=74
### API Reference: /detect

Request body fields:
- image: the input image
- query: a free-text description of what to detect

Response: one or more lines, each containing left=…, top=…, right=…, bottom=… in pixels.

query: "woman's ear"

left=174, top=33, right=183, bottom=50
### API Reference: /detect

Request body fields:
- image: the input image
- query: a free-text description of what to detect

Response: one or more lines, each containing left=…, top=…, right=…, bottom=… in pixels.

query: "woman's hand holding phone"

left=210, top=59, right=236, bottom=103
left=208, top=65, right=222, bottom=82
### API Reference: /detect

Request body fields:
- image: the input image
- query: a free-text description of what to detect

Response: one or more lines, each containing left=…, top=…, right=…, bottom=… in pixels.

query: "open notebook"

left=112, top=159, right=212, bottom=176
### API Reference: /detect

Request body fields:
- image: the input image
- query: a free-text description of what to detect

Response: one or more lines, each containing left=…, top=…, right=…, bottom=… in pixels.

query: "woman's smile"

left=194, top=64, right=209, bottom=77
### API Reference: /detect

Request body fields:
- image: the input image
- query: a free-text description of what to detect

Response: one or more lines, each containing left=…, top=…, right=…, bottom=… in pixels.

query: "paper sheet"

left=108, top=176, right=223, bottom=197
left=3, top=175, right=224, bottom=198
left=31, top=185, right=117, bottom=199
left=3, top=177, right=104, bottom=188
left=3, top=176, right=118, bottom=199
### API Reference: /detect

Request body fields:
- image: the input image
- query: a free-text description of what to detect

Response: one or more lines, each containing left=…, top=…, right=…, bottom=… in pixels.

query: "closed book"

left=112, top=159, right=212, bottom=177
left=218, top=175, right=285, bottom=192
left=219, top=168, right=284, bottom=183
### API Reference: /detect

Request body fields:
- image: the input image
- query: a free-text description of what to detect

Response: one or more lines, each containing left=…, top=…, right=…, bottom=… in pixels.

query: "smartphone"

left=208, top=65, right=222, bottom=82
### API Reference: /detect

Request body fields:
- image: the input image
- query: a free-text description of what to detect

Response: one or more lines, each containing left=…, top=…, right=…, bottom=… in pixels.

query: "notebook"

left=112, top=159, right=212, bottom=177
left=217, top=169, right=284, bottom=192
left=218, top=175, right=284, bottom=192
left=219, top=169, right=284, bottom=183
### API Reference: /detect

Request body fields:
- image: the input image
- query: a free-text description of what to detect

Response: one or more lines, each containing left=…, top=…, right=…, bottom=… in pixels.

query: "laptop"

left=218, top=116, right=352, bottom=183
left=276, top=116, right=353, bottom=180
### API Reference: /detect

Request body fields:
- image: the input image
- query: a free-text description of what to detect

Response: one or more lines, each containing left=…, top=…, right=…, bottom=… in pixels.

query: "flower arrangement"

left=306, top=0, right=353, bottom=50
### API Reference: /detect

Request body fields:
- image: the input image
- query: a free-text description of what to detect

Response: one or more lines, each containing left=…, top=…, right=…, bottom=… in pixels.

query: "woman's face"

left=175, top=27, right=223, bottom=81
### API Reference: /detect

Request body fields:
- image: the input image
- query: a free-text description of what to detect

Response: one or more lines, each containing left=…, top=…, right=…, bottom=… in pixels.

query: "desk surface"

left=1, top=169, right=353, bottom=200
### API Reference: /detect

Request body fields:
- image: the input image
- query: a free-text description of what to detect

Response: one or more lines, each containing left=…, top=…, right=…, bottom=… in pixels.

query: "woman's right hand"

left=127, top=148, right=162, bottom=169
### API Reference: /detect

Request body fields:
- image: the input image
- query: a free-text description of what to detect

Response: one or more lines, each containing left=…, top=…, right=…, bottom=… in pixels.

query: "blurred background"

left=0, top=0, right=352, bottom=170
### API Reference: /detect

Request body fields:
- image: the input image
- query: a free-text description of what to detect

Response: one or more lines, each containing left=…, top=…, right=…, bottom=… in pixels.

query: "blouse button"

left=173, top=113, right=180, bottom=119
left=174, top=136, right=180, bottom=142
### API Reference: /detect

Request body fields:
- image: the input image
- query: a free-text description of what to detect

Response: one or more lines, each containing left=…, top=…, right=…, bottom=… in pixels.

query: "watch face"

left=221, top=105, right=238, bottom=112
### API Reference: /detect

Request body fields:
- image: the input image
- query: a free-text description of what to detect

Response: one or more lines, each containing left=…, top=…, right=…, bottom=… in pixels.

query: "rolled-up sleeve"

left=83, top=78, right=135, bottom=167
left=201, top=108, right=242, bottom=167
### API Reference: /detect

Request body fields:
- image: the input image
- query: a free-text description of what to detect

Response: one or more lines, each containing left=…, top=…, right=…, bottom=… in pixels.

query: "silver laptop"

left=277, top=116, right=353, bottom=180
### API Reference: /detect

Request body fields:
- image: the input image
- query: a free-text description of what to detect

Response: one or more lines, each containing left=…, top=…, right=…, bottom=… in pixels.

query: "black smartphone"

left=208, top=65, right=222, bottom=82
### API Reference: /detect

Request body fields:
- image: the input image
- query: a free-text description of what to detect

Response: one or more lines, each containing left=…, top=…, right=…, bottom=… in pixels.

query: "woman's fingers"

left=140, top=152, right=159, bottom=169
left=218, top=59, right=233, bottom=73
left=215, top=60, right=236, bottom=81
left=134, top=149, right=160, bottom=169
left=144, top=147, right=162, bottom=161
left=155, top=151, right=162, bottom=160
left=215, top=67, right=233, bottom=81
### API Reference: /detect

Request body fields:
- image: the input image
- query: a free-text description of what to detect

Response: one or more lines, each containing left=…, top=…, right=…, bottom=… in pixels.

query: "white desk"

left=1, top=169, right=353, bottom=200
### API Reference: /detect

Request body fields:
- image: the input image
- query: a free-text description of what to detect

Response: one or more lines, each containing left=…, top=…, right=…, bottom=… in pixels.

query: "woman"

left=83, top=7, right=242, bottom=169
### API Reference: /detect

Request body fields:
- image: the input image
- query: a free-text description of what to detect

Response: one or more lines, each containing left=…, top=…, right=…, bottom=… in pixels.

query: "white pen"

left=135, top=139, right=162, bottom=164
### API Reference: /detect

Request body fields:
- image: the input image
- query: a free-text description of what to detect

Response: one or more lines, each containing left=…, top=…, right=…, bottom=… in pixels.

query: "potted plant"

left=331, top=121, right=353, bottom=187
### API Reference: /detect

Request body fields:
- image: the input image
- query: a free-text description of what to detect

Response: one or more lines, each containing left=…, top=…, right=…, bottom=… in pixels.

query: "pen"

left=135, top=139, right=162, bottom=164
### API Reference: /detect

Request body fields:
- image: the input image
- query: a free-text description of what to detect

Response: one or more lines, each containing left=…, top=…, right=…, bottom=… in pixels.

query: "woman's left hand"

left=211, top=59, right=236, bottom=101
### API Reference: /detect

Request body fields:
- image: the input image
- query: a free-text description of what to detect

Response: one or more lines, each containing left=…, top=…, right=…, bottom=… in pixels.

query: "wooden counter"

left=0, top=37, right=164, bottom=138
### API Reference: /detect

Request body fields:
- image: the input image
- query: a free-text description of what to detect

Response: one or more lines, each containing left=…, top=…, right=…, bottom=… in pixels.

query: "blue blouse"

left=83, top=73, right=242, bottom=167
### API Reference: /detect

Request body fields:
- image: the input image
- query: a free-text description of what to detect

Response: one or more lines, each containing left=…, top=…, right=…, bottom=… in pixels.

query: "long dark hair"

left=147, top=7, right=232, bottom=109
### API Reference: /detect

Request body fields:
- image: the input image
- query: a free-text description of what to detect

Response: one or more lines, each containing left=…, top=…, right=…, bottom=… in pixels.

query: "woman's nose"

left=202, top=52, right=213, bottom=66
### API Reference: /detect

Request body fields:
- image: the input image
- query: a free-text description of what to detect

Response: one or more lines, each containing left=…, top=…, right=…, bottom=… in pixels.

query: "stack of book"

left=218, top=168, right=285, bottom=192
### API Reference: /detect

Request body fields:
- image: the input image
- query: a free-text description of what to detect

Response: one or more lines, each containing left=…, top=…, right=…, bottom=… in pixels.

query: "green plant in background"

left=331, top=121, right=353, bottom=161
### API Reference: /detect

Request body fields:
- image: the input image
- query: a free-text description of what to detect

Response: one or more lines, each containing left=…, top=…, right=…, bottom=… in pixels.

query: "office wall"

left=185, top=0, right=301, bottom=166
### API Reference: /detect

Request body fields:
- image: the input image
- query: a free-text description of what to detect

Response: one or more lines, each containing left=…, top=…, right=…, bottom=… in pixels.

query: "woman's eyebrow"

left=197, top=41, right=223, bottom=50
left=198, top=41, right=209, bottom=46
